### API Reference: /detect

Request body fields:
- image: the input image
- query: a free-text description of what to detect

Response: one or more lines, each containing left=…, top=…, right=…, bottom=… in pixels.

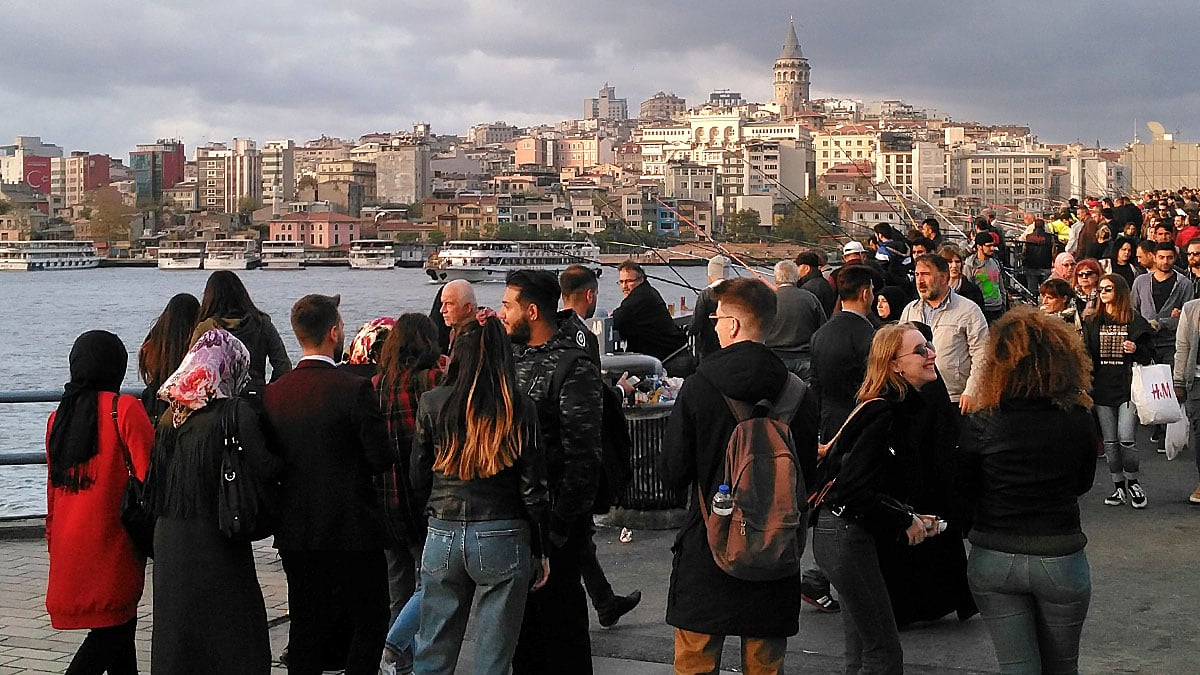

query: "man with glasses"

left=898, top=254, right=989, bottom=414
left=964, top=232, right=1007, bottom=323
left=1185, top=238, right=1200, bottom=300
left=611, top=261, right=689, bottom=374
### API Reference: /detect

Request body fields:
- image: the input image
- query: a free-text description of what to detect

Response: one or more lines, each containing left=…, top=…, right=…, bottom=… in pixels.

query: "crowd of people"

left=38, top=188, right=1200, bottom=675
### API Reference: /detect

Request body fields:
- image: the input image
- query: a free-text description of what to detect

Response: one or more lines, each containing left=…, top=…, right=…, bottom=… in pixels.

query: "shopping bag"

left=1130, top=364, right=1182, bottom=425
left=1166, top=404, right=1189, bottom=461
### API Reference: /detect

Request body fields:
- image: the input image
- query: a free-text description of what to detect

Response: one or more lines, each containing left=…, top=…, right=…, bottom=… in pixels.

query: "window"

left=971, top=168, right=982, bottom=174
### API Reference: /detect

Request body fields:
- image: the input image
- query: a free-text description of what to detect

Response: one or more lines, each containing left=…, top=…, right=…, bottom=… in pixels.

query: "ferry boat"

left=425, top=240, right=601, bottom=283
left=204, top=238, right=261, bottom=270
left=348, top=239, right=395, bottom=270
left=260, top=240, right=306, bottom=270
left=0, top=240, right=100, bottom=271
left=157, top=240, right=206, bottom=270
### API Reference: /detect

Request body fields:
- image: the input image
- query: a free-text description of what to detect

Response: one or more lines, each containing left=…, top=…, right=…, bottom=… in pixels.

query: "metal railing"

left=0, top=389, right=141, bottom=471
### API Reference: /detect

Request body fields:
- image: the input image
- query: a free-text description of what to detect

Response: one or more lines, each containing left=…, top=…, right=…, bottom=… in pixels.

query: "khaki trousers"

left=673, top=627, right=786, bottom=675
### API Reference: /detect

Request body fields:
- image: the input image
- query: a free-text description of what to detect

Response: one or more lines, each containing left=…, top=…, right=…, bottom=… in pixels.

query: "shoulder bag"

left=113, top=395, right=155, bottom=558
left=217, top=398, right=280, bottom=541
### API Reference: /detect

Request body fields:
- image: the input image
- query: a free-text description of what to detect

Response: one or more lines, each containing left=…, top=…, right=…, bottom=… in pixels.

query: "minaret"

left=773, top=18, right=811, bottom=120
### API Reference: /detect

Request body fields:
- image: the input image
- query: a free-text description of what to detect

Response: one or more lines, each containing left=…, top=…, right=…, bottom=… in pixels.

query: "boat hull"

left=0, top=258, right=100, bottom=271
left=158, top=257, right=204, bottom=270
left=426, top=262, right=595, bottom=283
left=204, top=257, right=261, bottom=270
left=349, top=257, right=395, bottom=270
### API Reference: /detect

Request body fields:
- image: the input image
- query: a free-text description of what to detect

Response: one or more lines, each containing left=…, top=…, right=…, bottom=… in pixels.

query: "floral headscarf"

left=345, top=317, right=396, bottom=365
left=158, top=328, right=251, bottom=428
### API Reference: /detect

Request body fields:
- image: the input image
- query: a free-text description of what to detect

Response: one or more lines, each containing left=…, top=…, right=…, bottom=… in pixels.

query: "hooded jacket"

left=659, top=340, right=818, bottom=637
left=191, top=312, right=292, bottom=391
left=512, top=311, right=602, bottom=542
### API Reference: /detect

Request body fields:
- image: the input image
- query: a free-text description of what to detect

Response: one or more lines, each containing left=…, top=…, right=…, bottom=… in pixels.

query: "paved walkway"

left=3, top=436, right=1199, bottom=674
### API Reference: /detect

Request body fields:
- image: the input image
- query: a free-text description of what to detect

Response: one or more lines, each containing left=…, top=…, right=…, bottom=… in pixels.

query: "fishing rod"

left=825, top=135, right=921, bottom=230
left=649, top=195, right=773, bottom=283
left=588, top=192, right=703, bottom=292
left=724, top=148, right=851, bottom=241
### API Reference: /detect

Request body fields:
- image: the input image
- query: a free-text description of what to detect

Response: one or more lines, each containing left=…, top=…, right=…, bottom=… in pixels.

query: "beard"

left=333, top=336, right=345, bottom=363
left=507, top=316, right=532, bottom=345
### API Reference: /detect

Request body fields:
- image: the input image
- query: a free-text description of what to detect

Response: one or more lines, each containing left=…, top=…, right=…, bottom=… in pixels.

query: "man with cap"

left=842, top=240, right=868, bottom=266
left=796, top=250, right=837, bottom=318
left=964, top=232, right=1007, bottom=323
left=689, top=255, right=734, bottom=363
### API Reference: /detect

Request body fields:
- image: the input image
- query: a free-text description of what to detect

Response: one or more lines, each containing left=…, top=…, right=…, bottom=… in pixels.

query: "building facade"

left=639, top=92, right=687, bottom=121
left=129, top=139, right=185, bottom=205
left=196, top=139, right=262, bottom=213
left=262, top=140, right=295, bottom=206
left=773, top=20, right=811, bottom=120
left=584, top=84, right=629, bottom=121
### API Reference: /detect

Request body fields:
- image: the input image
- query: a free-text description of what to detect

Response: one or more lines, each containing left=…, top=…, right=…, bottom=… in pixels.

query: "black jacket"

left=688, top=283, right=722, bottom=362
left=410, top=386, right=550, bottom=556
left=612, top=280, right=686, bottom=361
left=659, top=340, right=818, bottom=637
left=800, top=269, right=837, bottom=318
left=810, top=310, right=876, bottom=441
left=512, top=312, right=603, bottom=544
left=192, top=313, right=292, bottom=393
left=958, top=400, right=1098, bottom=556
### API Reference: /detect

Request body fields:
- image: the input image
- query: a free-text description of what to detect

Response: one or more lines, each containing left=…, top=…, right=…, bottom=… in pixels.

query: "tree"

left=297, top=175, right=319, bottom=191
left=724, top=209, right=762, bottom=241
left=775, top=192, right=838, bottom=243
left=238, top=195, right=261, bottom=214
left=392, top=231, right=419, bottom=243
left=0, top=199, right=11, bottom=215
left=81, top=188, right=138, bottom=248
left=426, top=230, right=447, bottom=246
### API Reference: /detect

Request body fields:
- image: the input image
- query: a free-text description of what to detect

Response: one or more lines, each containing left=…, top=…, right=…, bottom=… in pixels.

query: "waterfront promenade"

left=2, top=440, right=1198, bottom=674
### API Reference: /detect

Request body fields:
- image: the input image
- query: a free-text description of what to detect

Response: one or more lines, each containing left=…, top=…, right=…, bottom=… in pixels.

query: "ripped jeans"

left=1094, top=401, right=1139, bottom=482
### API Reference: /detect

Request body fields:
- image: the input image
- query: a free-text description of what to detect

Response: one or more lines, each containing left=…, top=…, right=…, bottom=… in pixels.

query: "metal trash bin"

left=616, top=401, right=685, bottom=510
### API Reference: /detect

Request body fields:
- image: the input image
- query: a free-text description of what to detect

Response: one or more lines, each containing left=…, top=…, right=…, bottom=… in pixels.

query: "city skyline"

left=5, top=0, right=1200, bottom=157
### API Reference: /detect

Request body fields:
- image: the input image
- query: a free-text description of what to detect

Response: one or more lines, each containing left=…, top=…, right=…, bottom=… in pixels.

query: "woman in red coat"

left=46, top=330, right=154, bottom=675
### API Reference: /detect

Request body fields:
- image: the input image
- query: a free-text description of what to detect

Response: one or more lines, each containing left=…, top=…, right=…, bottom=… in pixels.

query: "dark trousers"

left=280, top=549, right=389, bottom=675
left=65, top=618, right=138, bottom=675
left=580, top=522, right=614, bottom=608
left=512, top=519, right=592, bottom=675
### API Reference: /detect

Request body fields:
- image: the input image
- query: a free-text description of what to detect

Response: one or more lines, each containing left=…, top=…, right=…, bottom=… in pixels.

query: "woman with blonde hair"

left=409, top=311, right=549, bottom=674
left=959, top=306, right=1099, bottom=674
left=812, top=322, right=946, bottom=673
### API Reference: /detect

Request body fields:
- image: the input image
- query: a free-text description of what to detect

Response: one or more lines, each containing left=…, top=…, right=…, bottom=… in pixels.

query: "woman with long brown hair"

left=811, top=323, right=946, bottom=673
left=1083, top=274, right=1154, bottom=508
left=959, top=306, right=1098, bottom=674
left=138, top=293, right=200, bottom=426
left=190, top=270, right=291, bottom=394
left=409, top=312, right=549, bottom=674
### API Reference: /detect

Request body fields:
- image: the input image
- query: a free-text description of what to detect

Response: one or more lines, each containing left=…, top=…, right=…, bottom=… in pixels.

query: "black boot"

left=597, top=590, right=642, bottom=628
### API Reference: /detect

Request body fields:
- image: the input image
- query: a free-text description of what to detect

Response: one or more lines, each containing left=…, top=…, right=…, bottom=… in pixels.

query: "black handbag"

left=217, top=398, right=279, bottom=541
left=112, top=395, right=155, bottom=558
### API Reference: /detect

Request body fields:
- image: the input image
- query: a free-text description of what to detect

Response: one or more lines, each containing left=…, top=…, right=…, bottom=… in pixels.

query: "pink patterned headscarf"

left=345, top=317, right=396, bottom=365
left=158, top=328, right=251, bottom=428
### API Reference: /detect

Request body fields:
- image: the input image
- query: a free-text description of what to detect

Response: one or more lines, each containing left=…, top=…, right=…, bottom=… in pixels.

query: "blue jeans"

left=414, top=518, right=532, bottom=675
left=967, top=546, right=1091, bottom=675
left=812, top=515, right=902, bottom=675
left=1094, top=401, right=1139, bottom=482
left=384, top=585, right=422, bottom=672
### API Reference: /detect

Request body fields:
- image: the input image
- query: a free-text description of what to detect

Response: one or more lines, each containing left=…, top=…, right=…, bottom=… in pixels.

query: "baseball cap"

left=842, top=241, right=867, bottom=255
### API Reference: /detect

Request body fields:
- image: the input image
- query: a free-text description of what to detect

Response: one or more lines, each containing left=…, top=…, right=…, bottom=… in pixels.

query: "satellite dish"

left=1146, top=121, right=1166, bottom=140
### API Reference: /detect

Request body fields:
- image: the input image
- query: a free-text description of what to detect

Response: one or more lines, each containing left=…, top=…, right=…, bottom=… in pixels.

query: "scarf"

left=158, top=328, right=250, bottom=428
left=47, top=330, right=128, bottom=491
left=345, top=317, right=395, bottom=365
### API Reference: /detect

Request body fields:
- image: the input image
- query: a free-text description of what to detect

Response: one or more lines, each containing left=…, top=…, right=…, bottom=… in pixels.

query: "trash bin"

left=616, top=401, right=685, bottom=510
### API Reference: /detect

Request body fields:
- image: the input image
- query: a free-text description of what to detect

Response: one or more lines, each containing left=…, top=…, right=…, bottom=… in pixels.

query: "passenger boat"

left=260, top=240, right=306, bottom=270
left=348, top=239, right=395, bottom=270
left=424, top=240, right=601, bottom=282
left=0, top=240, right=100, bottom=271
left=157, top=239, right=206, bottom=270
left=204, top=238, right=261, bottom=270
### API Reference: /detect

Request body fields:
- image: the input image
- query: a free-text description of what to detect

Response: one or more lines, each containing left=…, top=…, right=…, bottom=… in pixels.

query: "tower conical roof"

left=779, top=19, right=803, bottom=60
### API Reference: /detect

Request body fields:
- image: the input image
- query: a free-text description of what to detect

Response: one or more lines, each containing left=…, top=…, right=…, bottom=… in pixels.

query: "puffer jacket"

left=410, top=386, right=550, bottom=556
left=512, top=310, right=602, bottom=542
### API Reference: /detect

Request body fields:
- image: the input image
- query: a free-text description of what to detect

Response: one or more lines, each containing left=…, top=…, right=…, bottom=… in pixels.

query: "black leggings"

left=65, top=617, right=138, bottom=675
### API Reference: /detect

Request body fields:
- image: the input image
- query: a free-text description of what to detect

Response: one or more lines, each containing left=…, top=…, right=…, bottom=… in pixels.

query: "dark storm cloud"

left=4, top=0, right=1199, bottom=157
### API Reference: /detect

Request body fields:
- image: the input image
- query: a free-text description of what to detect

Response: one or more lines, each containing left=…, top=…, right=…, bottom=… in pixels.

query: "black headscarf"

left=47, top=330, right=128, bottom=491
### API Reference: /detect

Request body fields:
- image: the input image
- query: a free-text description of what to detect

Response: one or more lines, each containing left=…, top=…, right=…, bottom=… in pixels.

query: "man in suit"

left=264, top=294, right=392, bottom=675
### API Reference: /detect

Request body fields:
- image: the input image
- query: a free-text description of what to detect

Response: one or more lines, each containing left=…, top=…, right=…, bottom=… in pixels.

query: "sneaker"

left=597, top=590, right=641, bottom=628
left=1104, top=487, right=1127, bottom=506
left=801, top=589, right=841, bottom=613
left=1191, top=484, right=1200, bottom=504
left=1128, top=483, right=1148, bottom=509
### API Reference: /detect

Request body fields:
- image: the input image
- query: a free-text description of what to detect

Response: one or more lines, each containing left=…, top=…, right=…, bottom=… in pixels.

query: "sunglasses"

left=1077, top=271, right=1097, bottom=277
left=894, top=342, right=936, bottom=359
left=1098, top=286, right=1116, bottom=293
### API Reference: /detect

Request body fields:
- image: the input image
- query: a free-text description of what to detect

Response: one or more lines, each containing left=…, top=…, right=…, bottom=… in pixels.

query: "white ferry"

left=157, top=239, right=206, bottom=270
left=425, top=240, right=601, bottom=283
left=204, top=238, right=261, bottom=270
left=0, top=240, right=100, bottom=271
left=260, top=240, right=306, bottom=270
left=348, top=239, right=395, bottom=270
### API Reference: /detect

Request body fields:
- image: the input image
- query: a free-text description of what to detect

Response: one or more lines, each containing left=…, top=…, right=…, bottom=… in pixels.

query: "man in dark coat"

left=810, top=265, right=878, bottom=442
left=502, top=270, right=603, bottom=674
left=660, top=277, right=819, bottom=674
left=796, top=250, right=837, bottom=318
left=611, top=261, right=688, bottom=366
left=263, top=294, right=392, bottom=675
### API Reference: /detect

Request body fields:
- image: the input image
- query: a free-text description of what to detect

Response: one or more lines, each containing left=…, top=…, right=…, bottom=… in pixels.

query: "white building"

left=813, top=127, right=878, bottom=175
left=874, top=136, right=947, bottom=204
left=262, top=140, right=295, bottom=207
left=196, top=138, right=263, bottom=213
left=0, top=136, right=63, bottom=188
left=947, top=146, right=1052, bottom=213
left=584, top=83, right=628, bottom=121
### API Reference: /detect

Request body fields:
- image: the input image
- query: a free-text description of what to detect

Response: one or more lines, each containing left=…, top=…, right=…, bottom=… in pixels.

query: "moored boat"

left=204, top=238, right=261, bottom=270
left=0, top=240, right=100, bottom=271
left=424, top=239, right=601, bottom=283
left=260, top=240, right=306, bottom=270
left=157, top=239, right=206, bottom=270
left=348, top=239, right=395, bottom=270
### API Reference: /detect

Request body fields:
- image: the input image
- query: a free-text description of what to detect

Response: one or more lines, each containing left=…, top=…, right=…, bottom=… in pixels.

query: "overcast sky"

left=5, top=0, right=1200, bottom=159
